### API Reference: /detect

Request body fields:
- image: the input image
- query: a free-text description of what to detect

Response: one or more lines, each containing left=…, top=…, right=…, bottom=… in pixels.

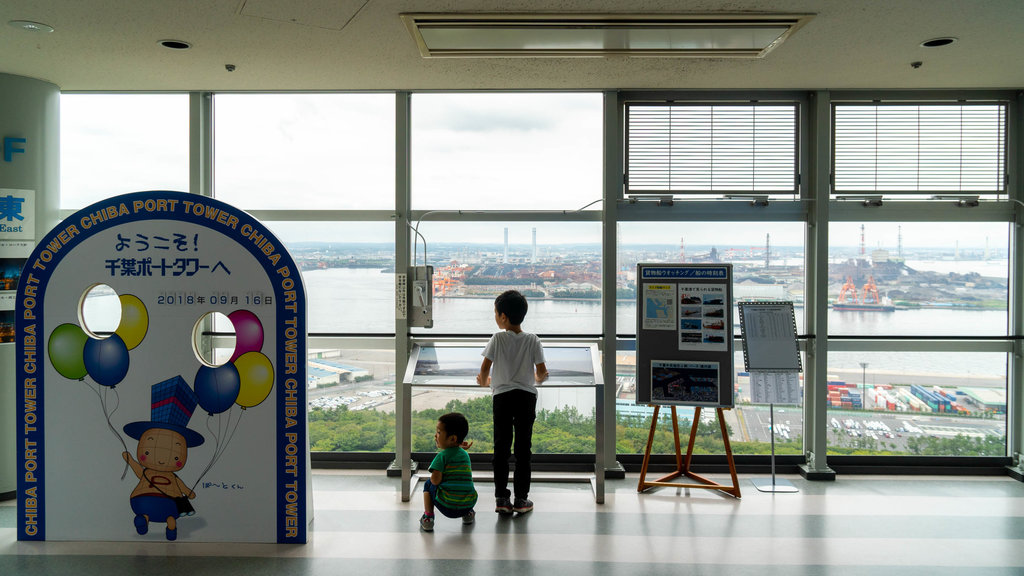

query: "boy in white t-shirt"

left=476, top=290, right=548, bottom=515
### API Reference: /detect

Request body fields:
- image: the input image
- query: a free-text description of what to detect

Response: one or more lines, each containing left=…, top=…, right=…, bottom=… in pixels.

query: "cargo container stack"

left=911, top=384, right=952, bottom=413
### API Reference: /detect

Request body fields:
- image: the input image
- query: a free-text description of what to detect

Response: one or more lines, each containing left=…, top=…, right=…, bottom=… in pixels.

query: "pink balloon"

left=228, top=309, right=264, bottom=362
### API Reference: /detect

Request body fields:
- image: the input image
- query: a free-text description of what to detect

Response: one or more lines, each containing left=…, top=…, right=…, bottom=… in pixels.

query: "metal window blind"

left=833, top=103, right=1007, bottom=193
left=626, top=104, right=797, bottom=193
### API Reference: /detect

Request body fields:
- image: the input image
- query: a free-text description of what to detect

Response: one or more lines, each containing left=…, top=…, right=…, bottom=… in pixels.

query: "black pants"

left=492, top=389, right=537, bottom=500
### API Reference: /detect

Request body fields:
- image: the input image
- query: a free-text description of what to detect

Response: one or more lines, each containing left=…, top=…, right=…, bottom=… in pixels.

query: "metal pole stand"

left=751, top=403, right=798, bottom=493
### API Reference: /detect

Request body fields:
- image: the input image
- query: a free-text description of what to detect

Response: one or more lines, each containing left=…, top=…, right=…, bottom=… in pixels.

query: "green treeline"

left=308, top=395, right=1004, bottom=456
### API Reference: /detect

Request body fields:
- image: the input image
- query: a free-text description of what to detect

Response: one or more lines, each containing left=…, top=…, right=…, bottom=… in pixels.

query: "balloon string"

left=201, top=408, right=244, bottom=486
left=193, top=410, right=230, bottom=490
left=91, top=382, right=129, bottom=480
left=190, top=412, right=224, bottom=492
left=191, top=408, right=244, bottom=492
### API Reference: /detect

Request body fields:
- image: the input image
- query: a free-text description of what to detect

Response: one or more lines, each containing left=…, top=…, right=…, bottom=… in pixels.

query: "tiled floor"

left=3, top=470, right=1024, bottom=575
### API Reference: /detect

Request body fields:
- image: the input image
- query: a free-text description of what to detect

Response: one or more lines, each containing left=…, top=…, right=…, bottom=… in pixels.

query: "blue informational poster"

left=15, top=191, right=311, bottom=543
left=636, top=263, right=734, bottom=407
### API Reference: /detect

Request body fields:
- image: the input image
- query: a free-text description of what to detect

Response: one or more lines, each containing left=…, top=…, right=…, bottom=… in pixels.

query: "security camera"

left=225, top=64, right=236, bottom=72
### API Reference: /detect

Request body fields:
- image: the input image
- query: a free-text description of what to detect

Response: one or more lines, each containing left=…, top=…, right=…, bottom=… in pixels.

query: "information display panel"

left=399, top=339, right=606, bottom=503
left=635, top=264, right=734, bottom=407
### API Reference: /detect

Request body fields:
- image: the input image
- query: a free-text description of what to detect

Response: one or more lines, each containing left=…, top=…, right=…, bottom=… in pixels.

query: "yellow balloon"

left=235, top=351, right=274, bottom=409
left=114, top=294, right=149, bottom=350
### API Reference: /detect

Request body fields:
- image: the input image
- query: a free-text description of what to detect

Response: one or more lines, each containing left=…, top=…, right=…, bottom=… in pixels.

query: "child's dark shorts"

left=423, top=481, right=473, bottom=519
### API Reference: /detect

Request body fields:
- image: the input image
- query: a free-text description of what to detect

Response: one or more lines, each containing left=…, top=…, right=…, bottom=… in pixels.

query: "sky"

left=59, top=93, right=1008, bottom=250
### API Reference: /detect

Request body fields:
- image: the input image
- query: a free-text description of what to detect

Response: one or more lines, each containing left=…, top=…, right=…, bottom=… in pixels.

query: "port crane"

left=837, top=276, right=859, bottom=304
left=861, top=275, right=881, bottom=304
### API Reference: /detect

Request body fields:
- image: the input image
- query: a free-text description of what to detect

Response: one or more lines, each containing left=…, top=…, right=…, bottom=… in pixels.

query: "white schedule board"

left=738, top=301, right=802, bottom=405
left=636, top=264, right=733, bottom=407
left=749, top=372, right=802, bottom=405
left=737, top=301, right=801, bottom=372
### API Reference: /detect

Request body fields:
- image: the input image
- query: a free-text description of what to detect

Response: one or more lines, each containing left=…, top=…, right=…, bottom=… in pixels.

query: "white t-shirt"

left=482, top=330, right=545, bottom=396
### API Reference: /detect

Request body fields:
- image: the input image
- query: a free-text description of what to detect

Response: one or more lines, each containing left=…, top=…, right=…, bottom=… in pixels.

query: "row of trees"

left=309, top=395, right=1005, bottom=457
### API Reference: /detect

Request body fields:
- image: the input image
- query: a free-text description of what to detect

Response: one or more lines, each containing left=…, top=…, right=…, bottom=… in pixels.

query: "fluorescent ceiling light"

left=402, top=13, right=813, bottom=58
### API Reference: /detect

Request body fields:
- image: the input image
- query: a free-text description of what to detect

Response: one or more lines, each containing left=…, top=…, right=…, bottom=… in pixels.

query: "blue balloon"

left=83, top=334, right=130, bottom=387
left=194, top=364, right=241, bottom=415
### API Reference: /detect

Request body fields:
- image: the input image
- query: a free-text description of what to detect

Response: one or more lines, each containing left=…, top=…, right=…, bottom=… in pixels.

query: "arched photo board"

left=634, top=263, right=740, bottom=498
left=635, top=263, right=734, bottom=407
left=15, top=191, right=311, bottom=543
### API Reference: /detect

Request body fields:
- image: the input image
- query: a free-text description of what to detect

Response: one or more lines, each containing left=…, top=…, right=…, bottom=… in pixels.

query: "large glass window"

left=827, top=222, right=1009, bottom=336
left=307, top=349, right=397, bottom=453
left=266, top=221, right=395, bottom=334
left=410, top=221, right=602, bottom=335
left=827, top=99, right=1011, bottom=459
left=616, top=221, right=806, bottom=454
left=826, top=351, right=1006, bottom=456
left=409, top=385, right=596, bottom=454
left=214, top=93, right=395, bottom=210
left=61, top=94, right=189, bottom=208
left=58, top=89, right=1021, bottom=467
left=618, top=221, right=807, bottom=335
left=411, top=93, right=603, bottom=210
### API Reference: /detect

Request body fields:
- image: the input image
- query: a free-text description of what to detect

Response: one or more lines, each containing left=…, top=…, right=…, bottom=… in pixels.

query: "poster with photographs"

left=677, top=283, right=728, bottom=351
left=636, top=263, right=733, bottom=407
left=651, top=360, right=720, bottom=405
left=642, top=283, right=676, bottom=330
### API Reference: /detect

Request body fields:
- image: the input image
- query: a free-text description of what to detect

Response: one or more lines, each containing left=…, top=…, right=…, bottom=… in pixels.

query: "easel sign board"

left=15, top=191, right=311, bottom=543
left=635, top=264, right=733, bottom=407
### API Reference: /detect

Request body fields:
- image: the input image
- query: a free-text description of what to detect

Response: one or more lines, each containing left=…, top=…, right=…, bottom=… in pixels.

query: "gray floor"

left=3, top=470, right=1024, bottom=575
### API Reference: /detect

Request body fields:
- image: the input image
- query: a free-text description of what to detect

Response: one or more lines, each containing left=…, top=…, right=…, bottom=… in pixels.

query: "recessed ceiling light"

left=159, top=39, right=192, bottom=50
left=920, top=37, right=957, bottom=48
left=8, top=20, right=54, bottom=33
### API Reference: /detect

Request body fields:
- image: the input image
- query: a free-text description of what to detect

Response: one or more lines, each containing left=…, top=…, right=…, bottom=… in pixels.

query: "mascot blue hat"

left=124, top=375, right=205, bottom=447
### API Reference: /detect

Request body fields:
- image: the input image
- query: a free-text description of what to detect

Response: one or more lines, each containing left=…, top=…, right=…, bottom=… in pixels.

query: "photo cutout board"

left=15, top=191, right=310, bottom=543
left=636, top=263, right=734, bottom=407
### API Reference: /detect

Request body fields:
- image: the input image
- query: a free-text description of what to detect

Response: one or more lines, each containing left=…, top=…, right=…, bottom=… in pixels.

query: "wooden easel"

left=637, top=405, right=741, bottom=498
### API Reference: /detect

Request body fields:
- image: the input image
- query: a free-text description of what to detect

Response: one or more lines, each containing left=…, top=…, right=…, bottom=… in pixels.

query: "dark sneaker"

left=513, top=497, right=533, bottom=513
left=419, top=514, right=434, bottom=532
left=462, top=509, right=476, bottom=525
left=495, top=497, right=513, bottom=514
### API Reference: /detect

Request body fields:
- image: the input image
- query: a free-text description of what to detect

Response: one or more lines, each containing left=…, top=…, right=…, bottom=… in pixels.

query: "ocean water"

left=79, top=265, right=1011, bottom=378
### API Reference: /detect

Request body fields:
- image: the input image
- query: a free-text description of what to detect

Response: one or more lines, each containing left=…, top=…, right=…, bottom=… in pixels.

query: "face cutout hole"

left=192, top=311, right=236, bottom=367
left=79, top=284, right=121, bottom=338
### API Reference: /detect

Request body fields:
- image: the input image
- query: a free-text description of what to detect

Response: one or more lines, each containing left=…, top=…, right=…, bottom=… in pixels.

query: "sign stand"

left=737, top=301, right=802, bottom=495
left=750, top=400, right=798, bottom=493
left=637, top=405, right=741, bottom=498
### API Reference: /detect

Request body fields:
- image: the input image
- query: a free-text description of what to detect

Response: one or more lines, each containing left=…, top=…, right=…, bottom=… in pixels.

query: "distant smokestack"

left=532, top=227, right=537, bottom=264
left=504, top=227, right=509, bottom=263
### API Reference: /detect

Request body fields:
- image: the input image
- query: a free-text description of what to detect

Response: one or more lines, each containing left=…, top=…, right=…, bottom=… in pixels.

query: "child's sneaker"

left=495, top=497, right=513, bottom=514
left=513, top=497, right=533, bottom=513
left=462, top=509, right=476, bottom=525
left=419, top=513, right=434, bottom=532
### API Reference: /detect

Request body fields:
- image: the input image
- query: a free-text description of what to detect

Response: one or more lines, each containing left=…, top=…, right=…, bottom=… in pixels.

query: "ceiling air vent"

left=401, top=13, right=814, bottom=58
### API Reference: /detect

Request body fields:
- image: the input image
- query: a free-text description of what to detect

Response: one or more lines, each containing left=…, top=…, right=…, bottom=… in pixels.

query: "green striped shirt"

left=429, top=446, right=478, bottom=510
